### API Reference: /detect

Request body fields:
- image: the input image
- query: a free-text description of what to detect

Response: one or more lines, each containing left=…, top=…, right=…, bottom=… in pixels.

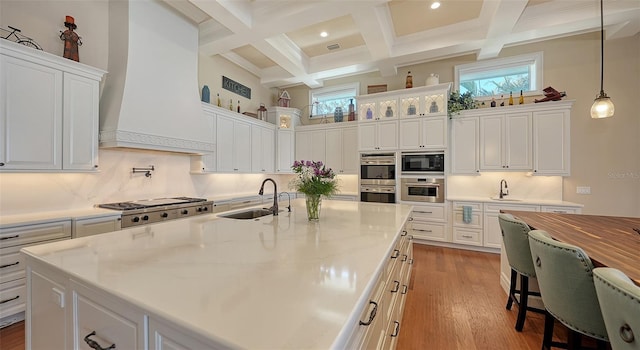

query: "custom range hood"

left=99, top=0, right=213, bottom=154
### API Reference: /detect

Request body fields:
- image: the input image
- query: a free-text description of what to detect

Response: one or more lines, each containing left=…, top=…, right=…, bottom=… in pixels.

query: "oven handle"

left=404, top=183, right=441, bottom=187
left=361, top=187, right=395, bottom=193
left=361, top=160, right=395, bottom=165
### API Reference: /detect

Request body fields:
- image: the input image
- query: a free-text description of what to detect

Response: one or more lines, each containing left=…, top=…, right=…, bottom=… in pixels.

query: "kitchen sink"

left=219, top=208, right=281, bottom=220
left=489, top=197, right=522, bottom=202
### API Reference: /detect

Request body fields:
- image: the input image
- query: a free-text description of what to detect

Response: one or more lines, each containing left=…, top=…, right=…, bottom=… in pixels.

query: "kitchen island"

left=22, top=199, right=413, bottom=349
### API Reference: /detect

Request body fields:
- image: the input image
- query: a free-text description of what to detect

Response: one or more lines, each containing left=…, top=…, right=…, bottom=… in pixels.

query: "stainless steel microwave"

left=400, top=151, right=444, bottom=175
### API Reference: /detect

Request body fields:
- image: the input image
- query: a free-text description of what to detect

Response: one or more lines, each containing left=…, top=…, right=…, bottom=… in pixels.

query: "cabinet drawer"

left=452, top=201, right=482, bottom=211
left=452, top=210, right=482, bottom=228
left=540, top=206, right=581, bottom=214
left=411, top=205, right=445, bottom=221
left=73, top=216, right=121, bottom=238
left=0, top=278, right=26, bottom=317
left=411, top=222, right=447, bottom=242
left=484, top=203, right=538, bottom=213
left=0, top=247, right=24, bottom=284
left=349, top=274, right=386, bottom=349
left=0, top=220, right=71, bottom=248
left=453, top=228, right=482, bottom=246
left=75, top=292, right=140, bottom=350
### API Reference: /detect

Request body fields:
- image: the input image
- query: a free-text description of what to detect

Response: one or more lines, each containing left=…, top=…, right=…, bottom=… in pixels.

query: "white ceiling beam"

left=219, top=52, right=262, bottom=78
left=476, top=0, right=528, bottom=60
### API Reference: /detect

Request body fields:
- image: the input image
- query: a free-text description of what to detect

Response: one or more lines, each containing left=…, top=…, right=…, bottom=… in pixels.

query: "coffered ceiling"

left=163, top=0, right=640, bottom=89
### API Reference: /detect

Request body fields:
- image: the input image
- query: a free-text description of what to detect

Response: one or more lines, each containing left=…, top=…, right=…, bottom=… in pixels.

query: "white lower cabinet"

left=483, top=203, right=538, bottom=249
left=72, top=281, right=146, bottom=350
left=452, top=201, right=483, bottom=246
left=407, top=203, right=448, bottom=242
left=149, top=317, right=214, bottom=350
left=28, top=268, right=67, bottom=349
left=73, top=215, right=121, bottom=238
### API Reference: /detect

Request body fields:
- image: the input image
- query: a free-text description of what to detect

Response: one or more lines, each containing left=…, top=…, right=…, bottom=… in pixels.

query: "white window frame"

left=454, top=52, right=544, bottom=100
left=308, top=82, right=359, bottom=118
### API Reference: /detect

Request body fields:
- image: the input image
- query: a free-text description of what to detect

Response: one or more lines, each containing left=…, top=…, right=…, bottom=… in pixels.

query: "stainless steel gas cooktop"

left=98, top=197, right=213, bottom=228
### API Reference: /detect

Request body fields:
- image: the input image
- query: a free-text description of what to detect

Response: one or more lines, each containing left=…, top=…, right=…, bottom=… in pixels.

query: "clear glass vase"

left=305, top=194, right=322, bottom=221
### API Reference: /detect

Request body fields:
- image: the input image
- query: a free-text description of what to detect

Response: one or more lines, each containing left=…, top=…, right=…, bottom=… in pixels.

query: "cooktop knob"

left=161, top=212, right=168, bottom=218
left=181, top=209, right=189, bottom=215
left=142, top=215, right=149, bottom=221
left=132, top=217, right=140, bottom=223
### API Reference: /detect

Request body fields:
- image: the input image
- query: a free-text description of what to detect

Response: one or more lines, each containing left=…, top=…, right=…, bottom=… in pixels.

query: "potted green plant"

left=448, top=91, right=477, bottom=117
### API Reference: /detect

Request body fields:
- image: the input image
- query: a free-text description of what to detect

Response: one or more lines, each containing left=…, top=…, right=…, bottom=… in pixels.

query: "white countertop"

left=0, top=207, right=122, bottom=228
left=447, top=196, right=583, bottom=207
left=22, top=199, right=412, bottom=349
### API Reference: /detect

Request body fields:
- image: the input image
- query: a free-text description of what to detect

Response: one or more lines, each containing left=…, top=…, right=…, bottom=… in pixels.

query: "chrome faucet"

left=499, top=179, right=509, bottom=199
left=279, top=192, right=292, bottom=212
left=258, top=178, right=278, bottom=216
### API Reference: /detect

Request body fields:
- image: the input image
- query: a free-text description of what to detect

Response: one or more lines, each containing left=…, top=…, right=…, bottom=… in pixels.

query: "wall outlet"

left=576, top=186, right=591, bottom=195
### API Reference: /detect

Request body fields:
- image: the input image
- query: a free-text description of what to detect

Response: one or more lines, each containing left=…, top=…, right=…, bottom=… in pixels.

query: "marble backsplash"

left=0, top=149, right=356, bottom=215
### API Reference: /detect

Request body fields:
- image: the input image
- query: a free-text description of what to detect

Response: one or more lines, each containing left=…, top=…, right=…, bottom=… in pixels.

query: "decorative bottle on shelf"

left=348, top=99, right=356, bottom=121
left=508, top=92, right=514, bottom=106
left=201, top=85, right=210, bottom=103
left=429, top=101, right=439, bottom=113
left=519, top=90, right=524, bottom=104
left=333, top=107, right=343, bottom=122
left=407, top=104, right=416, bottom=115
left=385, top=106, right=393, bottom=118
left=217, top=93, right=221, bottom=107
left=366, top=107, right=373, bottom=119
left=500, top=95, right=505, bottom=106
left=229, top=99, right=233, bottom=111
left=405, top=71, right=413, bottom=88
left=237, top=100, right=240, bottom=113
left=491, top=98, right=496, bottom=107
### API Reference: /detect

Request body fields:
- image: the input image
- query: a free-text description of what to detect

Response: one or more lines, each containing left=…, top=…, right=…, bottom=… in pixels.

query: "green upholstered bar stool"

left=528, top=230, right=609, bottom=350
left=498, top=213, right=545, bottom=331
left=594, top=268, right=640, bottom=350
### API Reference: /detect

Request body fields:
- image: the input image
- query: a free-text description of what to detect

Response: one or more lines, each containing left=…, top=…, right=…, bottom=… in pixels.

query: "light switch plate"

left=576, top=186, right=591, bottom=195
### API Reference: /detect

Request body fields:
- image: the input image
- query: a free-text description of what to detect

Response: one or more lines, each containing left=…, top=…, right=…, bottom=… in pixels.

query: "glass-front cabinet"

left=358, top=83, right=450, bottom=121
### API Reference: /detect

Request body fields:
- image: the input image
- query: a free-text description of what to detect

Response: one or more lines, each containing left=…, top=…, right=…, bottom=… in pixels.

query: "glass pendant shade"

left=591, top=92, right=615, bottom=119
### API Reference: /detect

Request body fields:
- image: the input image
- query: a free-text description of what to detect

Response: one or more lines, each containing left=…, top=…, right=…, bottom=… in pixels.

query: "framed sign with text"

left=222, top=76, right=251, bottom=99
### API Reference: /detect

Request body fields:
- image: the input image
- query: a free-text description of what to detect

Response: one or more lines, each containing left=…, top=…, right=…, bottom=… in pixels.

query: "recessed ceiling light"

left=431, top=1, right=440, bottom=9
left=320, top=31, right=328, bottom=38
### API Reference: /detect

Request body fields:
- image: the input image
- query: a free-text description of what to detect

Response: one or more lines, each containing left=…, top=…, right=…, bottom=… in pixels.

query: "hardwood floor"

left=0, top=244, right=576, bottom=350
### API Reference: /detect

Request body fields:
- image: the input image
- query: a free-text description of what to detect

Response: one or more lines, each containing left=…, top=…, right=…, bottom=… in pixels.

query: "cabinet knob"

left=94, top=164, right=99, bottom=168
left=0, top=163, right=4, bottom=166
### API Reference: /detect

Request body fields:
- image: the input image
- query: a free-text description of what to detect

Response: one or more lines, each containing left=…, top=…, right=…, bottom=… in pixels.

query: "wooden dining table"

left=502, top=210, right=640, bottom=286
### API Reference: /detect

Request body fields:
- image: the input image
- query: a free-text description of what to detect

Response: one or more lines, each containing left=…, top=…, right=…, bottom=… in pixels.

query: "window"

left=454, top=52, right=543, bottom=99
left=309, top=83, right=359, bottom=118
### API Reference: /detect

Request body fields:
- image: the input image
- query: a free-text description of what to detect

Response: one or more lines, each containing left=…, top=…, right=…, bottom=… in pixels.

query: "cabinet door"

left=28, top=270, right=67, bottom=350
left=423, top=116, right=447, bottom=149
left=450, top=117, right=479, bottom=174
left=398, top=119, right=422, bottom=150
left=261, top=127, right=275, bottom=173
left=276, top=130, right=294, bottom=173
left=325, top=128, right=343, bottom=172
left=479, top=115, right=504, bottom=170
left=310, top=129, right=326, bottom=162
left=251, top=126, right=264, bottom=172
left=215, top=115, right=235, bottom=172
left=0, top=55, right=62, bottom=170
left=295, top=130, right=312, bottom=161
left=504, top=113, right=532, bottom=170
left=376, top=121, right=397, bottom=150
left=233, top=120, right=251, bottom=172
left=62, top=73, right=99, bottom=170
left=358, top=123, right=377, bottom=151
left=341, top=127, right=359, bottom=174
left=73, top=216, right=121, bottom=238
left=533, top=110, right=570, bottom=175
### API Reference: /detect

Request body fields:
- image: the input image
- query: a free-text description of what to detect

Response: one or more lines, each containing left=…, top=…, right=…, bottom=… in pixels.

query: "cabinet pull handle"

left=415, top=211, right=433, bottom=214
left=0, top=295, right=19, bottom=304
left=0, top=235, right=19, bottom=241
left=462, top=235, right=473, bottom=239
left=402, top=254, right=408, bottom=262
left=359, top=301, right=378, bottom=326
left=409, top=258, right=414, bottom=265
left=402, top=285, right=408, bottom=295
left=391, top=321, right=400, bottom=337
left=401, top=230, right=408, bottom=236
left=391, top=249, right=400, bottom=259
left=0, top=261, right=19, bottom=269
left=414, top=229, right=432, bottom=233
left=84, top=331, right=116, bottom=350
left=408, top=217, right=414, bottom=221
left=391, top=280, right=400, bottom=293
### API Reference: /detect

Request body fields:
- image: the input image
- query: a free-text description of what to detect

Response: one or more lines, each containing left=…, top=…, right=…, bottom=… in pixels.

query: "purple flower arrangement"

left=289, top=160, right=339, bottom=197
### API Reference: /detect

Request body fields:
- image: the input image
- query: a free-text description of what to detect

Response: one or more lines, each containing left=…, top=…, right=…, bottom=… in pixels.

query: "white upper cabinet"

left=359, top=120, right=398, bottom=151
left=479, top=112, right=532, bottom=171
left=325, top=126, right=358, bottom=174
left=0, top=41, right=105, bottom=171
left=450, top=117, right=480, bottom=174
left=275, top=129, right=294, bottom=173
left=251, top=124, right=275, bottom=173
left=451, top=100, right=573, bottom=175
left=399, top=116, right=447, bottom=150
left=216, top=114, right=252, bottom=173
left=533, top=108, right=570, bottom=175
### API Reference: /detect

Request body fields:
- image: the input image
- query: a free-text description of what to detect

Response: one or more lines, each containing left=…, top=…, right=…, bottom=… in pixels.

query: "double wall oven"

left=360, top=153, right=396, bottom=203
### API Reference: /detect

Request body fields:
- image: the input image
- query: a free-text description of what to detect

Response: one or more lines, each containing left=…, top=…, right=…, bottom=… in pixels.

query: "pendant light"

left=590, top=0, right=615, bottom=119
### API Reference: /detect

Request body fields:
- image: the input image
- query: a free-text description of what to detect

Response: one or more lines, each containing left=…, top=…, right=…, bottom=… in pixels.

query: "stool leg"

left=507, top=268, right=517, bottom=310
left=515, top=274, right=529, bottom=331
left=566, top=329, right=580, bottom=350
left=542, top=311, right=555, bottom=350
